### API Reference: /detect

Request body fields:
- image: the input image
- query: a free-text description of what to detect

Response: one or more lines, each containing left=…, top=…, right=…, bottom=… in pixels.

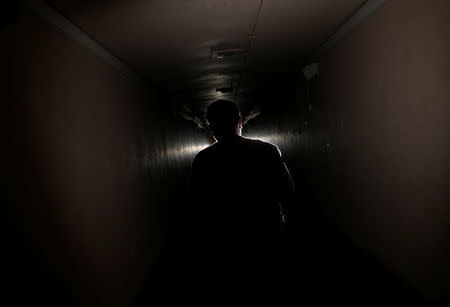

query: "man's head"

left=206, top=100, right=242, bottom=139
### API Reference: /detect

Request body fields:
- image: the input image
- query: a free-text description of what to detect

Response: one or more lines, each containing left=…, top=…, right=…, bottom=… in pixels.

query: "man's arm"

left=188, top=153, right=207, bottom=235
left=270, top=145, right=295, bottom=224
left=189, top=154, right=202, bottom=200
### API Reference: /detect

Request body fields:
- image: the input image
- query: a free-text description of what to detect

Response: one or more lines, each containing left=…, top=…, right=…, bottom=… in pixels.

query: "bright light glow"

left=244, top=131, right=311, bottom=150
left=166, top=143, right=209, bottom=157
left=245, top=133, right=285, bottom=144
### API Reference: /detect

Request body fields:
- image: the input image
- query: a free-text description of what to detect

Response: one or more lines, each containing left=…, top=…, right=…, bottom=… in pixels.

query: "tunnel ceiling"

left=47, top=0, right=366, bottom=116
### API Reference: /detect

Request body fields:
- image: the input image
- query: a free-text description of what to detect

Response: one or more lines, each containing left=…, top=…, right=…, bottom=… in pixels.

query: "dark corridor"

left=3, top=1, right=450, bottom=306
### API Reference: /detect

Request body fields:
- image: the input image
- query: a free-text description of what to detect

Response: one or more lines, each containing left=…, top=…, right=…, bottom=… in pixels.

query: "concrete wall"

left=3, top=9, right=174, bottom=307
left=314, top=0, right=450, bottom=300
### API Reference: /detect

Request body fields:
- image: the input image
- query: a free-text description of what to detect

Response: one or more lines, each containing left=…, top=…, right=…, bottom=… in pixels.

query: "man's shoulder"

left=193, top=142, right=218, bottom=160
left=242, top=137, right=281, bottom=156
left=193, top=137, right=280, bottom=161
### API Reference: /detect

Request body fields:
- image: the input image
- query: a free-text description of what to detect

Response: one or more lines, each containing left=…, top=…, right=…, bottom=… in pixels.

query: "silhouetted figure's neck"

left=215, top=133, right=241, bottom=143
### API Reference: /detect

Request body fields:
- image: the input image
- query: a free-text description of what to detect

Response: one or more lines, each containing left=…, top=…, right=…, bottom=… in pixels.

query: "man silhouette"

left=187, top=99, right=294, bottom=305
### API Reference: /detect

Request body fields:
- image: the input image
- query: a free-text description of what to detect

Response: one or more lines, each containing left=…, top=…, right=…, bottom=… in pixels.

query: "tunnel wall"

left=313, top=0, right=450, bottom=300
left=4, top=9, right=171, bottom=307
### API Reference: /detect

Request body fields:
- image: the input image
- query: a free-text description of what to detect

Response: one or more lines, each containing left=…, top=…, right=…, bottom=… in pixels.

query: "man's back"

left=185, top=100, right=293, bottom=304
left=188, top=134, right=293, bottom=305
left=190, top=134, right=293, bottom=248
